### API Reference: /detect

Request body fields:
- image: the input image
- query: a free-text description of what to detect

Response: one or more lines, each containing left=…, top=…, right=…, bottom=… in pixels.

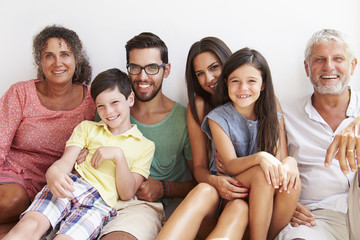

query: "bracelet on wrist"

left=161, top=180, right=167, bottom=198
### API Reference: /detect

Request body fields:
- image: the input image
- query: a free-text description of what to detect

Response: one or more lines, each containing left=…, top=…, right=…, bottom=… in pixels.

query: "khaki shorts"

left=277, top=171, right=360, bottom=240
left=348, top=171, right=360, bottom=240
left=276, top=209, right=349, bottom=240
left=99, top=198, right=165, bottom=240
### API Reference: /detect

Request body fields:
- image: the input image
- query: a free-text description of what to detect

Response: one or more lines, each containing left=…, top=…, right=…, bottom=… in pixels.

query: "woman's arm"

left=0, top=85, right=24, bottom=162
left=188, top=100, right=247, bottom=200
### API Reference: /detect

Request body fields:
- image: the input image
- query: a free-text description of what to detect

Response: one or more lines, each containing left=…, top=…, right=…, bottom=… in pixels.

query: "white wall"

left=1, top=0, right=359, bottom=106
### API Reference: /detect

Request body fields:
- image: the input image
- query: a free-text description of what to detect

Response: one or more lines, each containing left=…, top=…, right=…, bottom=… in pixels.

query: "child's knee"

left=19, top=211, right=50, bottom=233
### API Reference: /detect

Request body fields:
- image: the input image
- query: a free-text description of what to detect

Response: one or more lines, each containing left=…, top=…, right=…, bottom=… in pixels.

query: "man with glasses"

left=99, top=32, right=195, bottom=240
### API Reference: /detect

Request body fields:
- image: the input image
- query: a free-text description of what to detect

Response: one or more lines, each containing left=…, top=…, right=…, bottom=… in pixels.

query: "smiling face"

left=193, top=52, right=222, bottom=95
left=227, top=64, right=263, bottom=119
left=305, top=40, right=357, bottom=95
left=96, top=87, right=134, bottom=135
left=40, top=38, right=76, bottom=84
left=128, top=48, right=170, bottom=102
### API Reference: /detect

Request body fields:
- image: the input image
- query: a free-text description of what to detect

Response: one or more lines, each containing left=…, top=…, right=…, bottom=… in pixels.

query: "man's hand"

left=136, top=176, right=163, bottom=202
left=76, top=148, right=89, bottom=164
left=290, top=203, right=316, bottom=227
left=325, top=117, right=360, bottom=174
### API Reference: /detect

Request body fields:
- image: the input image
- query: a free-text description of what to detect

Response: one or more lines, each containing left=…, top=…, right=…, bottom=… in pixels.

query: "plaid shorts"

left=23, top=174, right=117, bottom=240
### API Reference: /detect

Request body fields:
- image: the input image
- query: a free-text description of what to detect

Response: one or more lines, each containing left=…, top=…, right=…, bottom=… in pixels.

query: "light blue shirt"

left=202, top=102, right=259, bottom=175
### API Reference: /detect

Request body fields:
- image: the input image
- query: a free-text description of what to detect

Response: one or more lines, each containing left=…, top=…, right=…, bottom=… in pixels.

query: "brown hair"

left=185, top=37, right=232, bottom=125
left=33, top=25, right=92, bottom=84
left=215, top=48, right=279, bottom=156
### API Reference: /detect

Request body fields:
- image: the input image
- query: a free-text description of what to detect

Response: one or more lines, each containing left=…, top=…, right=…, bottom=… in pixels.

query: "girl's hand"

left=91, top=146, right=124, bottom=169
left=280, top=156, right=300, bottom=193
left=215, top=173, right=249, bottom=200
left=258, top=151, right=284, bottom=189
left=46, top=166, right=74, bottom=199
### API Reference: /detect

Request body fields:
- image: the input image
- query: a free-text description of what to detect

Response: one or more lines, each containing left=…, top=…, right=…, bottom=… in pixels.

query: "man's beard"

left=133, top=81, right=163, bottom=102
left=310, top=70, right=350, bottom=95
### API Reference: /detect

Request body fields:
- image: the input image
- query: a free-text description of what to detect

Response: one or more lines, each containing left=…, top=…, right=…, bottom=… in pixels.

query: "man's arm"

left=325, top=116, right=360, bottom=173
left=136, top=163, right=196, bottom=202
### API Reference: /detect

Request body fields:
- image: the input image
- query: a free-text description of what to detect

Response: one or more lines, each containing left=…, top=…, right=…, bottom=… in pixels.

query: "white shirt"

left=283, top=88, right=359, bottom=214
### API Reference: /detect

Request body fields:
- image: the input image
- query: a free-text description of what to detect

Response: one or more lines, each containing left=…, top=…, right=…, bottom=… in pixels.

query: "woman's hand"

left=214, top=174, right=249, bottom=200
left=280, top=156, right=300, bottom=193
left=258, top=151, right=284, bottom=189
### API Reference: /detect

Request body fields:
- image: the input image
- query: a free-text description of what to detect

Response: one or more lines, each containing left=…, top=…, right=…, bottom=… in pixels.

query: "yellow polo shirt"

left=66, top=120, right=155, bottom=210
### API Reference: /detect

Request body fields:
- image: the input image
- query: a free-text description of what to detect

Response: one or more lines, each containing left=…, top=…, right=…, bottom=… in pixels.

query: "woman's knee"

left=192, top=183, right=218, bottom=198
left=0, top=184, right=30, bottom=214
left=226, top=199, right=248, bottom=216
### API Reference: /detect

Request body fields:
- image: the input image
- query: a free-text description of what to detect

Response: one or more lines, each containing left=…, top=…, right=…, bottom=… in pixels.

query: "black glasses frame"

left=126, top=63, right=166, bottom=75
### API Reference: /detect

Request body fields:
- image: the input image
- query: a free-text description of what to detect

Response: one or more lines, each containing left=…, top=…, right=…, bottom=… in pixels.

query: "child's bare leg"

left=207, top=199, right=248, bottom=240
left=267, top=182, right=301, bottom=240
left=235, top=166, right=275, bottom=240
left=3, top=211, right=50, bottom=240
left=157, top=183, right=218, bottom=240
left=54, top=234, right=73, bottom=240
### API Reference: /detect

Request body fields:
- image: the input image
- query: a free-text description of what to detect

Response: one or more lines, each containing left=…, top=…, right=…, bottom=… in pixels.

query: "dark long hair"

left=215, top=48, right=279, bottom=156
left=33, top=25, right=92, bottom=84
left=185, top=37, right=232, bottom=125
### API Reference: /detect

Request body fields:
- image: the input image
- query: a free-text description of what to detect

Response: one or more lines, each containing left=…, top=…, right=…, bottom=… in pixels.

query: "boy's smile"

left=95, top=87, right=134, bottom=135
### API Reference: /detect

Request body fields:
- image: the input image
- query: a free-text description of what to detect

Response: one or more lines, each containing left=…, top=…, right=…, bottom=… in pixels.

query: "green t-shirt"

left=130, top=102, right=192, bottom=182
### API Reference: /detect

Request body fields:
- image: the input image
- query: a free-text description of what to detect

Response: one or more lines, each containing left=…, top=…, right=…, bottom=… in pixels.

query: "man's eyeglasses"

left=126, top=63, right=166, bottom=75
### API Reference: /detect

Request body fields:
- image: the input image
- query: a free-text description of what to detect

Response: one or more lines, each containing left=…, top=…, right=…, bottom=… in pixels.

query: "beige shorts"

left=276, top=209, right=349, bottom=240
left=99, top=198, right=165, bottom=240
left=277, top=171, right=360, bottom=240
left=348, top=171, right=360, bottom=240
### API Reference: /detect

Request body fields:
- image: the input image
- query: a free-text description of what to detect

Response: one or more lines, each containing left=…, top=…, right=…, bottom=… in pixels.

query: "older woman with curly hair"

left=0, top=25, right=96, bottom=234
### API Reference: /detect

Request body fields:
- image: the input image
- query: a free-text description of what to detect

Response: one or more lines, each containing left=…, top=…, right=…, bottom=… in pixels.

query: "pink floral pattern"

left=0, top=79, right=96, bottom=200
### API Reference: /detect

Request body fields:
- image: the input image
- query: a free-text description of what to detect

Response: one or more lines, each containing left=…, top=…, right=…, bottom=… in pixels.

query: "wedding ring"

left=347, top=149, right=354, bottom=152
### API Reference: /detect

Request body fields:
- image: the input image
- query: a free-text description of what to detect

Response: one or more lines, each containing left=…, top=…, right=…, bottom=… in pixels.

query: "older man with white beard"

left=276, top=29, right=359, bottom=240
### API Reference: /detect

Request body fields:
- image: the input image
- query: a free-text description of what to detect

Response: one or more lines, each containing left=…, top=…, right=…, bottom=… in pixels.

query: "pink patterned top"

left=0, top=79, right=96, bottom=200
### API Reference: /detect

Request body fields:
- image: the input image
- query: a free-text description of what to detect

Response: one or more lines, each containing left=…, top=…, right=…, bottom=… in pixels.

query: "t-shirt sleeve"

left=201, top=107, right=230, bottom=141
left=129, top=139, right=155, bottom=179
left=65, top=121, right=89, bottom=149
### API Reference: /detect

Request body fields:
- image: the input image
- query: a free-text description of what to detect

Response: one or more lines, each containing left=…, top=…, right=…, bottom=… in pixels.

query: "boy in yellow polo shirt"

left=4, top=68, right=155, bottom=240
